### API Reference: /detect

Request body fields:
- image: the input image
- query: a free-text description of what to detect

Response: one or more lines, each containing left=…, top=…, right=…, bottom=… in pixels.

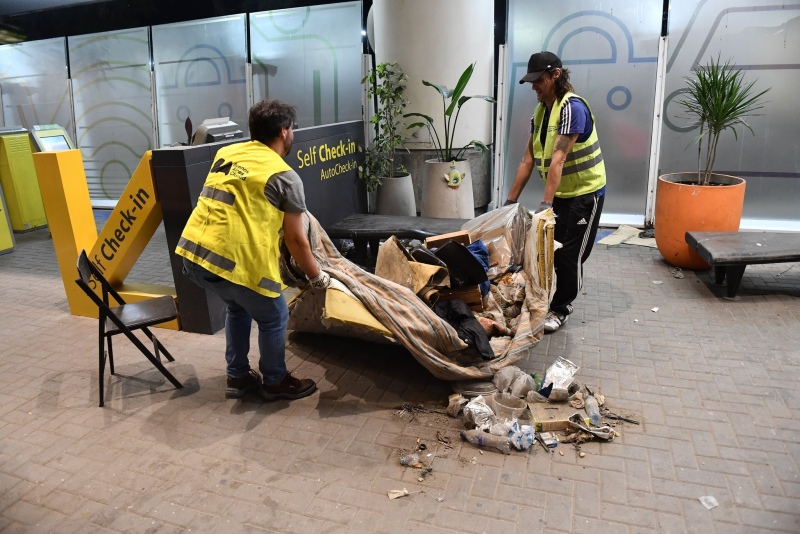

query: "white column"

left=372, top=0, right=494, bottom=150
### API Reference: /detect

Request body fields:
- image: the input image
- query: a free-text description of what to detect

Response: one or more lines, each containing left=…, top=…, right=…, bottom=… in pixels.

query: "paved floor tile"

left=0, top=221, right=798, bottom=532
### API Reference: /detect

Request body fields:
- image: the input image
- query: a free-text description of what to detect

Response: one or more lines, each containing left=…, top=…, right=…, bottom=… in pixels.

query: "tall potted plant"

left=655, top=55, right=770, bottom=269
left=405, top=63, right=495, bottom=218
left=359, top=62, right=415, bottom=216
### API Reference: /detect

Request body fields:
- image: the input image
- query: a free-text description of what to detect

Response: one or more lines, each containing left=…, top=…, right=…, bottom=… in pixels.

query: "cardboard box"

left=424, top=230, right=471, bottom=249
left=437, top=285, right=483, bottom=312
left=528, top=402, right=590, bottom=432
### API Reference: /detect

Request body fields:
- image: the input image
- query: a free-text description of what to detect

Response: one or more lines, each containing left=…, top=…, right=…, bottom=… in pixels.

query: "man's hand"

left=308, top=271, right=330, bottom=290
left=534, top=201, right=553, bottom=214
left=503, top=199, right=517, bottom=206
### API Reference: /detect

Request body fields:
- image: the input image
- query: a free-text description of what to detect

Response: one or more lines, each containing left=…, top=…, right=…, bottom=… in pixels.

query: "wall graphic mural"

left=505, top=3, right=662, bottom=223
left=659, top=0, right=800, bottom=224
left=0, top=38, right=72, bottom=135
left=152, top=15, right=248, bottom=147
left=69, top=28, right=154, bottom=205
left=250, top=2, right=362, bottom=129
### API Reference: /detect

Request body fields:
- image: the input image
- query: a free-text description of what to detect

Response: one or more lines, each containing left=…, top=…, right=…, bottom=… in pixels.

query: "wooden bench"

left=685, top=231, right=800, bottom=298
left=325, top=214, right=470, bottom=265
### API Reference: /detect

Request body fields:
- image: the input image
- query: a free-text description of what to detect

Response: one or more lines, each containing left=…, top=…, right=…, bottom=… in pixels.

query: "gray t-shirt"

left=264, top=169, right=306, bottom=213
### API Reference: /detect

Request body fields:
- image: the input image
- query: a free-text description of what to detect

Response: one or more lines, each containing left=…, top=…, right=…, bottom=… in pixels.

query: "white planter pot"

left=421, top=159, right=473, bottom=219
left=376, top=173, right=416, bottom=216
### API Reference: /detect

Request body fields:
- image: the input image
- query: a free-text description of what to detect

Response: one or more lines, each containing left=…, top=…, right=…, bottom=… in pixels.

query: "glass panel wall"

left=504, top=1, right=663, bottom=225
left=659, top=0, right=800, bottom=228
left=152, top=15, right=247, bottom=147
left=249, top=2, right=362, bottom=128
left=69, top=28, right=154, bottom=205
left=0, top=38, right=72, bottom=135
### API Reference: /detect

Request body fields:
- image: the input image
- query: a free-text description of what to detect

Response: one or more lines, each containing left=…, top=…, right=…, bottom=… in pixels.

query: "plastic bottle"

left=400, top=454, right=422, bottom=468
left=460, top=429, right=511, bottom=455
left=584, top=394, right=601, bottom=426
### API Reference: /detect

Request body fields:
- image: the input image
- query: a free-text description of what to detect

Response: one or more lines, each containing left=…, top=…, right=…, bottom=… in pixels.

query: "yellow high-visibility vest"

left=532, top=92, right=606, bottom=198
left=176, top=141, right=289, bottom=297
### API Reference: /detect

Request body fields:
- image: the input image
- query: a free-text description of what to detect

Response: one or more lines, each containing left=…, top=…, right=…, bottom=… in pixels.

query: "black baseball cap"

left=519, top=51, right=562, bottom=84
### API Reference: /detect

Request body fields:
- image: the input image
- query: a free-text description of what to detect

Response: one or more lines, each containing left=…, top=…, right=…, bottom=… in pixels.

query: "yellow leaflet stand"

left=33, top=149, right=179, bottom=329
left=0, top=129, right=47, bottom=232
left=0, top=185, right=15, bottom=254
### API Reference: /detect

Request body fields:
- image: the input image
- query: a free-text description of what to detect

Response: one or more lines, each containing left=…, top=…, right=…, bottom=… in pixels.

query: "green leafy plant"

left=404, top=62, right=495, bottom=162
left=359, top=62, right=409, bottom=193
left=678, top=55, right=770, bottom=186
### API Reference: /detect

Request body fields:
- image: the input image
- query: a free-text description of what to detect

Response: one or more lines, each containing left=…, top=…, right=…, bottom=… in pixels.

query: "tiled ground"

left=1, top=220, right=798, bottom=533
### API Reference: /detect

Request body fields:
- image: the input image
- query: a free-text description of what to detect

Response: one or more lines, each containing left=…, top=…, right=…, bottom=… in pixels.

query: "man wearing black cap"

left=505, top=51, right=606, bottom=333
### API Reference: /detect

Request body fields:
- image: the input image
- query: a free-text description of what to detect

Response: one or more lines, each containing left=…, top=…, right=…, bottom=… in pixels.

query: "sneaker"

left=260, top=372, right=317, bottom=401
left=225, top=369, right=261, bottom=399
left=543, top=311, right=568, bottom=333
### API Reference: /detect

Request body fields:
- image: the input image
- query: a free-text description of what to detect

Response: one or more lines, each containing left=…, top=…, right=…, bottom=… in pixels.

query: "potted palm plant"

left=359, top=62, right=415, bottom=216
left=655, top=55, right=770, bottom=269
left=404, top=63, right=495, bottom=218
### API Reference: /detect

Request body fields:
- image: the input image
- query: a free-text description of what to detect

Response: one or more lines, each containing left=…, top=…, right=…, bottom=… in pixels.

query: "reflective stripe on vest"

left=257, top=277, right=282, bottom=294
left=177, top=237, right=236, bottom=272
left=200, top=186, right=235, bottom=205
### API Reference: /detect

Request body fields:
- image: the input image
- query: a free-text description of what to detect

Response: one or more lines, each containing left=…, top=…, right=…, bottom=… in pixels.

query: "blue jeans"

left=182, top=259, right=288, bottom=385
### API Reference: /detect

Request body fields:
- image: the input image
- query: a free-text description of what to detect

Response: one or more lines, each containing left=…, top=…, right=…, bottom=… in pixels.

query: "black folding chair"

left=75, top=250, right=183, bottom=406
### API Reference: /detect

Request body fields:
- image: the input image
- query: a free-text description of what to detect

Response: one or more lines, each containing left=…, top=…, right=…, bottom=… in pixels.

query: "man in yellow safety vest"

left=177, top=100, right=329, bottom=400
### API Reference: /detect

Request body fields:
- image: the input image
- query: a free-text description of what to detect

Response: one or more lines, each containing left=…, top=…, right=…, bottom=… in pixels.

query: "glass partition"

left=0, top=38, right=72, bottom=135
left=69, top=28, right=154, bottom=206
left=152, top=15, right=247, bottom=147
left=249, top=2, right=362, bottom=128
left=504, top=1, right=663, bottom=224
left=660, top=0, right=800, bottom=228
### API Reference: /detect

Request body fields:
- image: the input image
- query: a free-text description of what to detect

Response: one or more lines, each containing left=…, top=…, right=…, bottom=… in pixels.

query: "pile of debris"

left=286, top=205, right=555, bottom=381
left=443, top=358, right=639, bottom=455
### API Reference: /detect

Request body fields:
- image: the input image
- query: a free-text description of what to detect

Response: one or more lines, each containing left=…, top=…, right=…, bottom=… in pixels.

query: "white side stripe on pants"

left=575, top=194, right=599, bottom=292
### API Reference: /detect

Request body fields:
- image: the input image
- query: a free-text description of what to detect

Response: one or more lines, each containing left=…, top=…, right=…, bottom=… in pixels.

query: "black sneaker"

left=260, top=372, right=317, bottom=401
left=225, top=369, right=261, bottom=399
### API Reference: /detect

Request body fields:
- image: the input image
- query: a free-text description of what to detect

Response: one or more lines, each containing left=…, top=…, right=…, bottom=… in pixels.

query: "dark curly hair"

left=248, top=99, right=297, bottom=144
left=552, top=68, right=574, bottom=100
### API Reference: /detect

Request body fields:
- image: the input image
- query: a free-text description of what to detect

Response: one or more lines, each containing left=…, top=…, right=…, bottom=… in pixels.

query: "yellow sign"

left=88, top=152, right=164, bottom=286
left=295, top=137, right=361, bottom=180
left=33, top=149, right=179, bottom=329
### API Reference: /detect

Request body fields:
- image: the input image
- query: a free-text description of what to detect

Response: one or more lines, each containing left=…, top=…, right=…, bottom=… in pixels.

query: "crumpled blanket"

left=287, top=213, right=547, bottom=381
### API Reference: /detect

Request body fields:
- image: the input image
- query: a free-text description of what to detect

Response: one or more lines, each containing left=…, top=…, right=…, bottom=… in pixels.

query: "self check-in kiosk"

left=191, top=118, right=243, bottom=146
left=0, top=126, right=47, bottom=232
left=30, top=124, right=76, bottom=152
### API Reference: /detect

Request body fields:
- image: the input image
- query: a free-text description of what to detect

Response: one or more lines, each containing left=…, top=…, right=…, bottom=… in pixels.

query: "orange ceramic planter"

left=654, top=172, right=746, bottom=270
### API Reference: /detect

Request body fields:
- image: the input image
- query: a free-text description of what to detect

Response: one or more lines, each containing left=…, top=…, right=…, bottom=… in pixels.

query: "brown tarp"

left=290, top=213, right=548, bottom=381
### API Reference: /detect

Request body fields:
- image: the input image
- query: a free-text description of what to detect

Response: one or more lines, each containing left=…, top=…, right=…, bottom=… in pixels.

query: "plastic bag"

left=541, top=357, right=579, bottom=401
left=509, top=423, right=536, bottom=451
left=510, top=372, right=536, bottom=398
left=492, top=366, right=518, bottom=392
left=446, top=393, right=469, bottom=417
left=463, top=395, right=496, bottom=431
left=489, top=420, right=515, bottom=437
left=460, top=203, right=529, bottom=280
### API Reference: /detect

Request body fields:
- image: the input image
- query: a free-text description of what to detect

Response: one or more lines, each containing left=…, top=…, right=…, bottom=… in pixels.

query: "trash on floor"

left=597, top=225, right=657, bottom=248
left=460, top=428, right=511, bottom=454
left=388, top=488, right=410, bottom=500
left=699, top=496, right=719, bottom=510
left=400, top=454, right=422, bottom=468
left=670, top=267, right=684, bottom=279
left=446, top=393, right=469, bottom=417
left=445, top=361, right=637, bottom=457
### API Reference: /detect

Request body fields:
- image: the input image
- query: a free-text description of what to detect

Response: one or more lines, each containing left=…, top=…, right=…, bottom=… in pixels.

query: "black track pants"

left=550, top=191, right=605, bottom=316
